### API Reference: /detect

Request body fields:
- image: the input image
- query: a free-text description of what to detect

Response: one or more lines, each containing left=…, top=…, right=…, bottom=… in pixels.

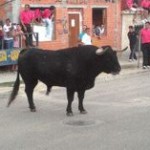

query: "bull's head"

left=95, top=46, right=128, bottom=75
left=95, top=47, right=109, bottom=55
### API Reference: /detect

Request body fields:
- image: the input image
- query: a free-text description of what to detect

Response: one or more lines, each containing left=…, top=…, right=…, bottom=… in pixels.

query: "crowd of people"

left=0, top=18, right=25, bottom=50
left=126, top=0, right=150, bottom=11
left=125, top=0, right=150, bottom=24
left=127, top=21, right=150, bottom=69
left=77, top=24, right=105, bottom=46
left=78, top=21, right=150, bottom=71
left=0, top=4, right=56, bottom=50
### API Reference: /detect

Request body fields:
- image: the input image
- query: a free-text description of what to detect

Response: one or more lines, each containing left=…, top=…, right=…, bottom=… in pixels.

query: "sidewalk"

left=0, top=51, right=146, bottom=84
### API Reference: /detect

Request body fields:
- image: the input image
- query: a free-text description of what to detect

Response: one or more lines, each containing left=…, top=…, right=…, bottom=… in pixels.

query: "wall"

left=121, top=11, right=134, bottom=49
left=0, top=0, right=13, bottom=22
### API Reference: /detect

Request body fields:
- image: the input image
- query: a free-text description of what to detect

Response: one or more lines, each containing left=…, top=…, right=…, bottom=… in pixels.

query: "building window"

left=92, top=8, right=107, bottom=37
left=31, top=7, right=56, bottom=42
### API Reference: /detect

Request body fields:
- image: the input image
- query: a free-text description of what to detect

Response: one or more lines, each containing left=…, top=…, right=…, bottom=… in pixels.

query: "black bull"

left=8, top=45, right=127, bottom=116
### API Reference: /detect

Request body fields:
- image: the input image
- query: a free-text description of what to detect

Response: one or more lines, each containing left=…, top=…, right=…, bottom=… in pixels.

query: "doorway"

left=68, top=13, right=80, bottom=47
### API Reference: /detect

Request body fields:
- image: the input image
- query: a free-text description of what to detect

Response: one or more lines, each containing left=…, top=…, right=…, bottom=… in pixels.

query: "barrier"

left=0, top=32, right=38, bottom=67
left=0, top=48, right=21, bottom=66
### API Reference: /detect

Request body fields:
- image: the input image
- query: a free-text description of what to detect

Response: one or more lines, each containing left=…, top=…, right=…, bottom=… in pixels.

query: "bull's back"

left=18, top=49, right=67, bottom=84
left=18, top=46, right=98, bottom=87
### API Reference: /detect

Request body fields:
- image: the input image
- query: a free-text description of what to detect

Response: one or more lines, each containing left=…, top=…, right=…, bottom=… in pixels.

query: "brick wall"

left=0, top=0, right=12, bottom=21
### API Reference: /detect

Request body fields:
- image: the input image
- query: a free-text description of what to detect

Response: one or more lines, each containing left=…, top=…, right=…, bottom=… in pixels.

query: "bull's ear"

left=96, top=47, right=108, bottom=55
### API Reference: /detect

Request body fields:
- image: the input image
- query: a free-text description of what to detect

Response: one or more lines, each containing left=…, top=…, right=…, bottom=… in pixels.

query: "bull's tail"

left=7, top=70, right=20, bottom=107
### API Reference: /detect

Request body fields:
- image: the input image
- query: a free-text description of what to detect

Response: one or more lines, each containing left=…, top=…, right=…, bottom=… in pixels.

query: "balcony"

left=55, top=0, right=115, bottom=4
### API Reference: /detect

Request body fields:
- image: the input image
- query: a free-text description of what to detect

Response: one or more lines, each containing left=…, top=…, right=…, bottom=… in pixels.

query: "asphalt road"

left=0, top=71, right=150, bottom=150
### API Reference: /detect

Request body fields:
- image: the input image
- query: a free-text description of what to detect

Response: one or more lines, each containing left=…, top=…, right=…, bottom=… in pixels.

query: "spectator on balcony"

left=3, top=18, right=14, bottom=49
left=42, top=6, right=56, bottom=40
left=34, top=8, right=42, bottom=23
left=141, top=0, right=150, bottom=10
left=93, top=24, right=105, bottom=39
left=20, top=4, right=35, bottom=47
left=140, top=0, right=150, bottom=20
left=126, top=0, right=139, bottom=11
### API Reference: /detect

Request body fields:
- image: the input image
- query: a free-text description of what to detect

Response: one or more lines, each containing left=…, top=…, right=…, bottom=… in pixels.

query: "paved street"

left=0, top=71, right=150, bottom=150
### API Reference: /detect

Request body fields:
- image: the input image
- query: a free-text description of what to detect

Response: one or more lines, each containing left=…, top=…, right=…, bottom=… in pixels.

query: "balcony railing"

left=55, top=0, right=115, bottom=4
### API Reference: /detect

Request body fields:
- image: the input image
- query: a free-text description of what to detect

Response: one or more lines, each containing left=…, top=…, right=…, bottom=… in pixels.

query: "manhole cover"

left=63, top=119, right=102, bottom=127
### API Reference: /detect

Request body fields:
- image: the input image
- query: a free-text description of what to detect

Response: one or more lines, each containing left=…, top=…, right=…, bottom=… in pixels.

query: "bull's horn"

left=96, top=47, right=109, bottom=55
left=114, top=46, right=128, bottom=52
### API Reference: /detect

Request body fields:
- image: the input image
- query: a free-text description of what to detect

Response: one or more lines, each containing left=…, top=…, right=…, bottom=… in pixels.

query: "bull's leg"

left=25, top=80, right=38, bottom=112
left=77, top=90, right=87, bottom=114
left=66, top=89, right=75, bottom=116
left=46, top=85, right=52, bottom=95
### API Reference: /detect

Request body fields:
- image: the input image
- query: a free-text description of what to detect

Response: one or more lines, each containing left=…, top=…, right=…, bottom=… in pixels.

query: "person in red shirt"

left=126, top=0, right=139, bottom=11
left=34, top=8, right=42, bottom=23
left=42, top=6, right=55, bottom=40
left=20, top=4, right=35, bottom=47
left=141, top=0, right=150, bottom=9
left=140, top=21, right=150, bottom=69
left=140, top=0, right=150, bottom=20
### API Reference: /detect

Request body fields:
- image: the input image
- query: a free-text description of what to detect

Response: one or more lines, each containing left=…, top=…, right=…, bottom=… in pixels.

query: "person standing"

left=78, top=25, right=87, bottom=46
left=20, top=4, right=35, bottom=47
left=42, top=6, right=56, bottom=40
left=81, top=28, right=92, bottom=45
left=13, top=24, right=26, bottom=48
left=3, top=18, right=14, bottom=49
left=94, top=25, right=101, bottom=39
left=127, top=25, right=137, bottom=61
left=140, top=0, right=150, bottom=21
left=140, top=21, right=150, bottom=69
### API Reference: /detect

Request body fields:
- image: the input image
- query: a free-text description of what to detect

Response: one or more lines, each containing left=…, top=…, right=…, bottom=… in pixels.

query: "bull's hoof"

left=46, top=92, right=50, bottom=95
left=80, top=110, right=87, bottom=114
left=66, top=112, right=74, bottom=116
left=30, top=108, right=36, bottom=112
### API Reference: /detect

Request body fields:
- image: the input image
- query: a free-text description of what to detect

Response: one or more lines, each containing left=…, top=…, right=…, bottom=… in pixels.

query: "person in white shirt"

left=94, top=24, right=105, bottom=39
left=81, top=28, right=92, bottom=45
left=3, top=18, right=14, bottom=49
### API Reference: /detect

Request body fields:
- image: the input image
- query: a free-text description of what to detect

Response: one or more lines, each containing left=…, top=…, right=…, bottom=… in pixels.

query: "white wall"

left=121, top=11, right=135, bottom=49
left=12, top=0, right=21, bottom=23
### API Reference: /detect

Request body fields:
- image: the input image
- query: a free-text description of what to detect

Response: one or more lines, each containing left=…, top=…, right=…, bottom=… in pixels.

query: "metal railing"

left=0, top=32, right=39, bottom=67
left=0, top=32, right=39, bottom=50
left=55, top=0, right=115, bottom=4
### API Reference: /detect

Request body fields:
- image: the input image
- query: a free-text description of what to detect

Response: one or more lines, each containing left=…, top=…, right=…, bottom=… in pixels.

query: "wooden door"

left=68, top=14, right=80, bottom=47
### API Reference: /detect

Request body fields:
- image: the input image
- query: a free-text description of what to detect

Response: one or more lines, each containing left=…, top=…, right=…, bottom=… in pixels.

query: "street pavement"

left=1, top=50, right=150, bottom=150
left=0, top=69, right=150, bottom=150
